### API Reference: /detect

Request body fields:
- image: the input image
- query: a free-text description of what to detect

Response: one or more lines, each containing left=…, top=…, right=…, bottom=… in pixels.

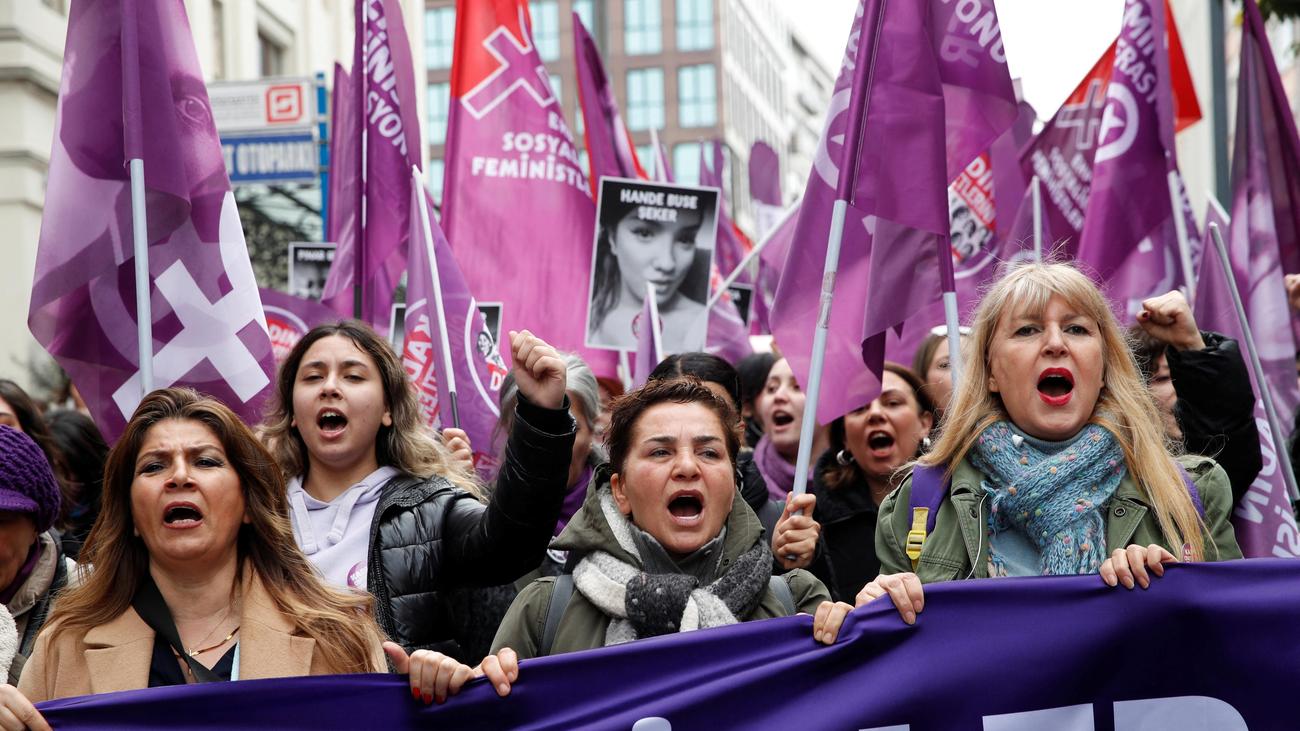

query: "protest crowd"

left=1, top=0, right=1300, bottom=727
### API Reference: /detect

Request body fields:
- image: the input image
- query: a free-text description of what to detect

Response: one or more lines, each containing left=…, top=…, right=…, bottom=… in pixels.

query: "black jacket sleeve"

left=1166, top=331, right=1262, bottom=506
left=439, top=393, right=576, bottom=586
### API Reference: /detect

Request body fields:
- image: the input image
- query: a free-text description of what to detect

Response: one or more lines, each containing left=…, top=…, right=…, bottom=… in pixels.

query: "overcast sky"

left=780, top=0, right=1125, bottom=120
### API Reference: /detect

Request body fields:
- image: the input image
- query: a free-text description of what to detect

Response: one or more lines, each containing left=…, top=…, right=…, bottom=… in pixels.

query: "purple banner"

left=325, top=63, right=357, bottom=248
left=442, top=0, right=618, bottom=380
left=573, top=11, right=645, bottom=187
left=403, top=184, right=508, bottom=475
left=39, top=560, right=1300, bottom=729
left=28, top=0, right=275, bottom=440
left=259, top=288, right=341, bottom=366
left=321, top=0, right=422, bottom=332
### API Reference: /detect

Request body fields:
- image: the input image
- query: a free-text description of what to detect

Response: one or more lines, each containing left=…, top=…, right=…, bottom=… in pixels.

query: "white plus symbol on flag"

left=1056, top=78, right=1107, bottom=151
left=461, top=8, right=555, bottom=120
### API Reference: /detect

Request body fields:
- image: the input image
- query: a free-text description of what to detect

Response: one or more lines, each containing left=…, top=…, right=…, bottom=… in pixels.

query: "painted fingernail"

left=411, top=687, right=420, bottom=700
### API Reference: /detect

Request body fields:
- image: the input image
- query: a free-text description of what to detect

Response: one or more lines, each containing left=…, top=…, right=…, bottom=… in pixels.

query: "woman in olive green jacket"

left=835, top=263, right=1241, bottom=625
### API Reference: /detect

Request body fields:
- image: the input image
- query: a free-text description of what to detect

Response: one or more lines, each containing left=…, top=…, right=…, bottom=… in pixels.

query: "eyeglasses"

left=928, top=324, right=972, bottom=337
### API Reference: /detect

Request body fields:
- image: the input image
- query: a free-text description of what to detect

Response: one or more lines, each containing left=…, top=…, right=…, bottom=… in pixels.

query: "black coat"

left=810, top=450, right=881, bottom=603
left=1167, top=332, right=1262, bottom=507
left=365, top=396, right=575, bottom=654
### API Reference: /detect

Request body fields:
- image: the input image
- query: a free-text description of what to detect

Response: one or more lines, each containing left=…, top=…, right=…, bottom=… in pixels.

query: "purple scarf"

left=753, top=436, right=799, bottom=501
left=556, top=465, right=593, bottom=537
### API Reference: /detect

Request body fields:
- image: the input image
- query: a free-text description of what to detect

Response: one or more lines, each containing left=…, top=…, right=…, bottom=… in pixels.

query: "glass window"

left=625, top=68, right=664, bottom=130
left=426, top=159, right=445, bottom=206
left=427, top=82, right=451, bottom=146
left=531, top=1, right=560, bottom=61
left=675, top=0, right=712, bottom=51
left=624, top=0, right=662, bottom=55
left=636, top=145, right=654, bottom=167
left=257, top=31, right=285, bottom=77
left=678, top=64, right=716, bottom=128
left=424, top=7, right=456, bottom=70
left=673, top=142, right=700, bottom=186
left=574, top=0, right=595, bottom=34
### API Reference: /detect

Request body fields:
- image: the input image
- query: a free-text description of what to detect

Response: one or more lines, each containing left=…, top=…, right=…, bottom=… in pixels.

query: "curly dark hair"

left=605, top=378, right=743, bottom=476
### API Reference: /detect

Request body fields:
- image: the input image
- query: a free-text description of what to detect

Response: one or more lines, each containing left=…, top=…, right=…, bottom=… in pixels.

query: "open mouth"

left=317, top=408, right=348, bottom=435
left=667, top=493, right=704, bottom=521
left=164, top=504, right=203, bottom=526
left=867, top=430, right=895, bottom=457
left=771, top=410, right=795, bottom=428
left=1037, top=368, right=1075, bottom=406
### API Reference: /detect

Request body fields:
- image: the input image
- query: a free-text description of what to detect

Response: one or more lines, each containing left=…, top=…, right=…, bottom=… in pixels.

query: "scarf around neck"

left=968, top=421, right=1126, bottom=576
left=572, top=489, right=772, bottom=646
left=753, top=435, right=798, bottom=501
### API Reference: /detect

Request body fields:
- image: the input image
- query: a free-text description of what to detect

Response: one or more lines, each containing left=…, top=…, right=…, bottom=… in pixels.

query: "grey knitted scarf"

left=572, top=489, right=772, bottom=646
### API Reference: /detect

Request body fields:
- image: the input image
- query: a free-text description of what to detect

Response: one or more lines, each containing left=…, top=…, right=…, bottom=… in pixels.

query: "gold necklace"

left=180, top=600, right=238, bottom=657
left=176, top=626, right=240, bottom=658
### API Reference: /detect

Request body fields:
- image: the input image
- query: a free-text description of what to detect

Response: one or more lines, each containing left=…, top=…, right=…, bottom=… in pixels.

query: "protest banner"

left=442, top=0, right=618, bottom=379
left=287, top=243, right=335, bottom=302
left=325, top=63, right=357, bottom=250
left=38, top=560, right=1300, bottom=730
left=586, top=177, right=720, bottom=354
left=574, top=12, right=646, bottom=190
left=631, top=283, right=663, bottom=389
left=28, top=0, right=275, bottom=439
left=259, top=288, right=340, bottom=365
left=321, top=0, right=421, bottom=331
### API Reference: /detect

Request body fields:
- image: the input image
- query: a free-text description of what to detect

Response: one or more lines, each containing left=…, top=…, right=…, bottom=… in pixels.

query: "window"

left=426, top=159, right=446, bottom=206
left=258, top=31, right=285, bottom=77
left=531, top=1, right=560, bottom=61
left=425, top=7, right=456, bottom=70
left=624, top=0, right=662, bottom=55
left=636, top=145, right=654, bottom=168
left=574, top=0, right=595, bottom=34
left=673, top=142, right=701, bottom=186
left=427, top=82, right=451, bottom=146
left=678, top=64, right=716, bottom=127
left=625, top=68, right=664, bottom=130
left=675, top=0, right=713, bottom=51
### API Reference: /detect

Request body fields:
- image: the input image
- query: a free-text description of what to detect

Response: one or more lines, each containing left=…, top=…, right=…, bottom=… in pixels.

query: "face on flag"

left=29, top=0, right=274, bottom=439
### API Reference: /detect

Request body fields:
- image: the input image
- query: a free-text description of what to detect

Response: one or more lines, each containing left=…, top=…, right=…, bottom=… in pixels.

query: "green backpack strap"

left=540, top=573, right=574, bottom=657
left=768, top=574, right=795, bottom=615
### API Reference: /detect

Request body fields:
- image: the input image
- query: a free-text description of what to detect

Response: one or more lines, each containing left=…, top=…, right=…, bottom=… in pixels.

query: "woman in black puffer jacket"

left=262, top=322, right=575, bottom=657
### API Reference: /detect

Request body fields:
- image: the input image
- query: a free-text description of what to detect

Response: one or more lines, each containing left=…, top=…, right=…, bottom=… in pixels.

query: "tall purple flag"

left=769, top=0, right=1017, bottom=422
left=325, top=63, right=357, bottom=248
left=320, top=0, right=422, bottom=332
left=28, top=0, right=275, bottom=439
left=403, top=183, right=509, bottom=474
left=1075, top=0, right=1196, bottom=318
left=699, top=140, right=749, bottom=280
left=1195, top=202, right=1300, bottom=558
left=573, top=12, right=646, bottom=188
left=631, top=288, right=661, bottom=388
left=651, top=134, right=674, bottom=183
left=698, top=140, right=757, bottom=354
left=442, top=0, right=618, bottom=380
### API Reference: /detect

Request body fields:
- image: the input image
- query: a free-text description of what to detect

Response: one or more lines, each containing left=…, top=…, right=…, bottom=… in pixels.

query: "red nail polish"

left=411, top=687, right=419, bottom=700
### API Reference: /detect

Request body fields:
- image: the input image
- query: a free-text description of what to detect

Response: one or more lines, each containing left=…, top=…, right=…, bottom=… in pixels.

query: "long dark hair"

left=649, top=353, right=741, bottom=408
left=589, top=193, right=644, bottom=327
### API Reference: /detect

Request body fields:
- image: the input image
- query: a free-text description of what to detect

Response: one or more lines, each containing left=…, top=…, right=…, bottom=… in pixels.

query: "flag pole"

left=618, top=351, right=633, bottom=391
left=704, top=200, right=800, bottom=310
left=1031, top=175, right=1043, bottom=261
left=1169, top=170, right=1197, bottom=307
left=1207, top=222, right=1300, bottom=502
left=645, top=282, right=664, bottom=360
left=412, top=167, right=460, bottom=429
left=122, top=0, right=153, bottom=394
left=791, top=0, right=886, bottom=497
left=353, top=0, right=367, bottom=320
left=649, top=127, right=665, bottom=182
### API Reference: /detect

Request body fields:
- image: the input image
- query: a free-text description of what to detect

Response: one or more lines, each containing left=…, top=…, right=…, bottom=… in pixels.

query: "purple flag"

left=325, top=63, right=357, bottom=248
left=1195, top=202, right=1300, bottom=558
left=320, top=0, right=422, bottom=332
left=442, top=0, right=619, bottom=380
left=38, top=560, right=1300, bottom=729
left=696, top=141, right=755, bottom=357
left=769, top=0, right=1017, bottom=423
left=28, top=0, right=275, bottom=440
left=651, top=133, right=674, bottom=183
left=260, top=288, right=341, bottom=366
left=573, top=12, right=646, bottom=188
left=1075, top=0, right=1196, bottom=318
left=403, top=183, right=508, bottom=475
left=698, top=140, right=749, bottom=280
left=631, top=287, right=661, bottom=388
left=748, top=141, right=784, bottom=240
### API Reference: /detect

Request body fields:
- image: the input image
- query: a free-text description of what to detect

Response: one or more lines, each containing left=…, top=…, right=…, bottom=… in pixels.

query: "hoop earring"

left=836, top=449, right=855, bottom=466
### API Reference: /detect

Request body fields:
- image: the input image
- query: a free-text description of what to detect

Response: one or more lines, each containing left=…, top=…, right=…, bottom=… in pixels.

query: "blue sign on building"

left=221, top=133, right=318, bottom=185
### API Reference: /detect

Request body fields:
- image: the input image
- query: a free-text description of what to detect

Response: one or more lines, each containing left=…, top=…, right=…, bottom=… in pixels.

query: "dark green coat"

left=876, top=454, right=1242, bottom=582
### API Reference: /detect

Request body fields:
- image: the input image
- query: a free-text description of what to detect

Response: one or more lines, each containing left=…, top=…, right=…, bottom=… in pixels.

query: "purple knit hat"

left=0, top=426, right=61, bottom=532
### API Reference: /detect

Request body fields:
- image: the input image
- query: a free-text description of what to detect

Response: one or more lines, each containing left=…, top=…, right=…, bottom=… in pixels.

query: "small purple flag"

left=698, top=140, right=749, bottom=281
left=696, top=141, right=755, bottom=356
left=769, top=0, right=1017, bottom=423
left=1195, top=201, right=1300, bottom=558
left=320, top=0, right=422, bottom=332
left=260, top=288, right=341, bottom=366
left=651, top=133, right=674, bottom=184
left=748, top=141, right=784, bottom=240
left=403, top=181, right=508, bottom=476
left=325, top=63, right=357, bottom=248
left=574, top=12, right=647, bottom=188
left=442, top=0, right=619, bottom=380
left=28, top=0, right=275, bottom=440
left=631, top=285, right=661, bottom=388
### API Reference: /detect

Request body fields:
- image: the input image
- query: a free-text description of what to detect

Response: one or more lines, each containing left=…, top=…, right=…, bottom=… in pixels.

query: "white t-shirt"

left=287, top=466, right=400, bottom=590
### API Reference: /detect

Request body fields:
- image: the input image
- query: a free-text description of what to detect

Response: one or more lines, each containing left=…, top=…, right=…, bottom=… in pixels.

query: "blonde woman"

left=261, top=322, right=576, bottom=657
left=842, top=263, right=1241, bottom=625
